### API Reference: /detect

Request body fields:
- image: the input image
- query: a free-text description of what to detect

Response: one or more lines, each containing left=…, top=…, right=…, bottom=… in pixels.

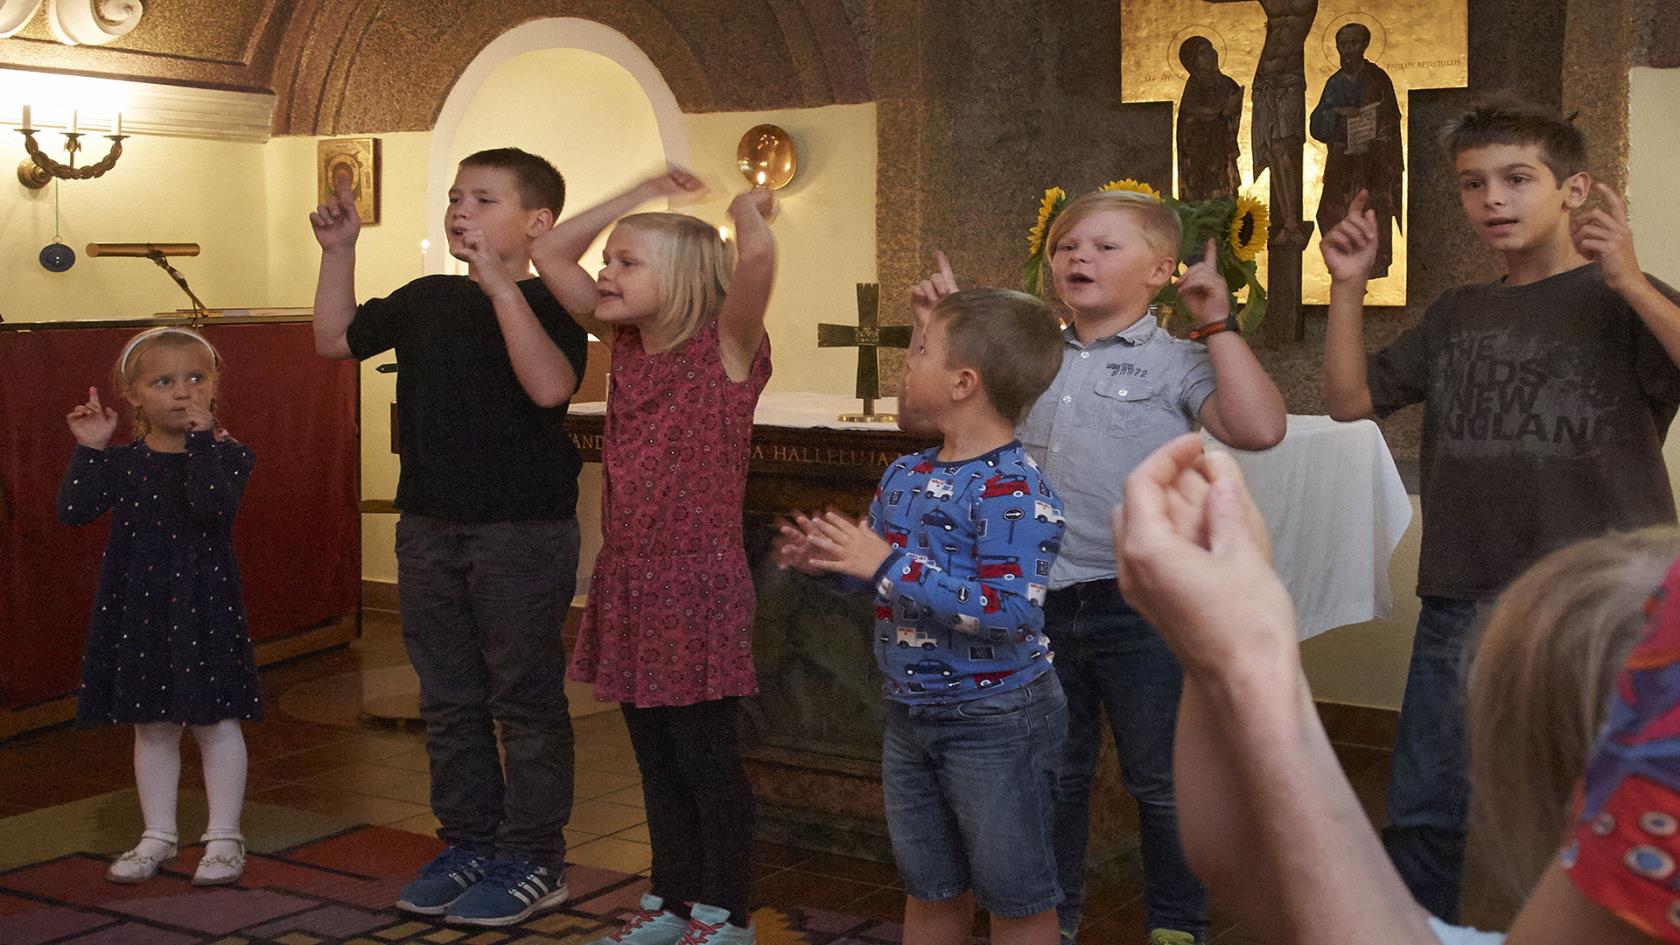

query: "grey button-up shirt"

left=1018, top=316, right=1217, bottom=588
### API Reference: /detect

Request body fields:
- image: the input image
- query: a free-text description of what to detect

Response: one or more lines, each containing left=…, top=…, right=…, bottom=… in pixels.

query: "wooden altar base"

left=568, top=405, right=1142, bottom=866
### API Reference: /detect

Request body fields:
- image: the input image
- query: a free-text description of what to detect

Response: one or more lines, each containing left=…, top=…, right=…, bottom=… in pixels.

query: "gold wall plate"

left=736, top=124, right=797, bottom=190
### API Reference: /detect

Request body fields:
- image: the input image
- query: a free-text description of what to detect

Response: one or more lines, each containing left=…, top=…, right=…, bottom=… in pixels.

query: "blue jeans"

left=1045, top=581, right=1206, bottom=940
left=882, top=670, right=1068, bottom=918
left=1383, top=595, right=1481, bottom=922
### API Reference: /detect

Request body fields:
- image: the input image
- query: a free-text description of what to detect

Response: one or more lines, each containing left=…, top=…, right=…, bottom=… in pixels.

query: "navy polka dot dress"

left=56, top=431, right=263, bottom=727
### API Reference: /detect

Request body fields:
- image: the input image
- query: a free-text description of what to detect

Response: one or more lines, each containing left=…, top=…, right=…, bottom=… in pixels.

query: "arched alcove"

left=423, top=18, right=687, bottom=273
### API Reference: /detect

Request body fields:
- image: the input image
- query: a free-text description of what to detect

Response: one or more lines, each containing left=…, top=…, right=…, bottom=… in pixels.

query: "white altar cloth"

left=570, top=395, right=1410, bottom=641
left=1205, top=415, right=1412, bottom=640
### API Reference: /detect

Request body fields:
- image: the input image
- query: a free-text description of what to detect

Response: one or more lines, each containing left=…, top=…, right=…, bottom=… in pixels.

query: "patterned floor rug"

left=0, top=826, right=916, bottom=945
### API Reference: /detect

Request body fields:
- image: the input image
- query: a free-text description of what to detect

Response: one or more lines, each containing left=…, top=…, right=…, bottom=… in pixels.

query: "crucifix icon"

left=1119, top=0, right=1466, bottom=312
left=818, top=283, right=913, bottom=423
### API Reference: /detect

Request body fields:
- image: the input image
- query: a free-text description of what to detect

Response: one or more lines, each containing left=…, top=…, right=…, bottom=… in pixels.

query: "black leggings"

left=621, top=698, right=753, bottom=923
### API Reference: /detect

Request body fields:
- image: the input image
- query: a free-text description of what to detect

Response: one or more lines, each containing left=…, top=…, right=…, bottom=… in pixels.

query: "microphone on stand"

left=87, top=243, right=209, bottom=317
left=86, top=243, right=200, bottom=258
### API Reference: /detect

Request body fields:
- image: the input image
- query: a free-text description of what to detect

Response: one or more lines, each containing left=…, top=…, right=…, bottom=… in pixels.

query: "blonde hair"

left=613, top=212, right=732, bottom=352
left=113, top=327, right=222, bottom=437
left=1467, top=525, right=1680, bottom=907
left=1044, top=189, right=1181, bottom=264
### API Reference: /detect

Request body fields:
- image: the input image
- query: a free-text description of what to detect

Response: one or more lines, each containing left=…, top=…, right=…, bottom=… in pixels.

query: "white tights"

left=132, top=720, right=247, bottom=857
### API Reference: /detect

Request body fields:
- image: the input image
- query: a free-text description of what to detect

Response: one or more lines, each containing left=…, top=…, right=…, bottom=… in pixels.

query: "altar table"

left=569, top=397, right=1411, bottom=640
left=567, top=394, right=1410, bottom=857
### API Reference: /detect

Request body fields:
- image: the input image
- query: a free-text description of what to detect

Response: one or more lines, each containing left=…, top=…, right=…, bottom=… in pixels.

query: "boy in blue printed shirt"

left=780, top=287, right=1068, bottom=945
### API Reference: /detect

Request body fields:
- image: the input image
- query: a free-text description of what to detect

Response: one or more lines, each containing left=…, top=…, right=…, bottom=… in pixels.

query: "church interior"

left=5, top=1, right=1680, bottom=943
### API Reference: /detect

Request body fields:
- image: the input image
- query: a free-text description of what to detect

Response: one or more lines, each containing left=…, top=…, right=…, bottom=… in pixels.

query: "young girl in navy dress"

left=58, top=326, right=259, bottom=887
left=530, top=170, right=775, bottom=945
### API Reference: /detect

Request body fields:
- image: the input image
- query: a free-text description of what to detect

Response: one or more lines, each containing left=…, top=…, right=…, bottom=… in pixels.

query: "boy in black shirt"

left=311, top=148, right=588, bottom=927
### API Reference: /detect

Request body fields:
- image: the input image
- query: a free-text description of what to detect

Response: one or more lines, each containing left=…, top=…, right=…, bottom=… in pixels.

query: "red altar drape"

left=0, top=320, right=360, bottom=710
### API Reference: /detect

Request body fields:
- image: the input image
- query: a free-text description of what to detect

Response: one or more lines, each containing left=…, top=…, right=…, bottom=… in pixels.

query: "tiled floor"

left=0, top=609, right=1488, bottom=943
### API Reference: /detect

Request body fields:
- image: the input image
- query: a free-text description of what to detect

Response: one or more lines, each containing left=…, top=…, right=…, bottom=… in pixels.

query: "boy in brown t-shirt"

left=1320, top=99, right=1680, bottom=921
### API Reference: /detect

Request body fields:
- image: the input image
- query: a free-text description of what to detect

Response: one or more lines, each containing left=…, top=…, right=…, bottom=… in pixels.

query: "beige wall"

left=4, top=136, right=274, bottom=322
left=260, top=106, right=879, bottom=584
left=679, top=105, right=880, bottom=397
left=1299, top=68, right=1680, bottom=711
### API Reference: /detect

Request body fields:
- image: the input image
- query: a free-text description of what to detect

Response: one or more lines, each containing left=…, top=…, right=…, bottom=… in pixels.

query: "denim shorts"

left=881, top=670, right=1068, bottom=917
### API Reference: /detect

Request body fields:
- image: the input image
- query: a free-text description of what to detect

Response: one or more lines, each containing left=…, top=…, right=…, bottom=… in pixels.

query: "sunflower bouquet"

left=1023, top=179, right=1270, bottom=334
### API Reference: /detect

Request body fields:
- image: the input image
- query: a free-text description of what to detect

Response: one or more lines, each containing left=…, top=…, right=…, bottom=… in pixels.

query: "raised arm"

left=183, top=432, right=254, bottom=528
left=1177, top=239, right=1287, bottom=449
left=310, top=182, right=361, bottom=360
left=898, top=250, right=959, bottom=438
left=1113, top=435, right=1440, bottom=945
left=57, top=387, right=120, bottom=526
left=717, top=187, right=777, bottom=381
left=531, top=168, right=705, bottom=338
left=455, top=230, right=578, bottom=408
left=1321, top=191, right=1379, bottom=419
left=1575, top=183, right=1680, bottom=370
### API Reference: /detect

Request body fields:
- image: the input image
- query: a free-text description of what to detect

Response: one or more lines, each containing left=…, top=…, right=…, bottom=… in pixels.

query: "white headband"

left=118, top=327, right=218, bottom=376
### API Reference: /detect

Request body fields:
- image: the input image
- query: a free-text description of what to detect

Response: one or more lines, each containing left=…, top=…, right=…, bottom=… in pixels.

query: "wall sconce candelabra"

left=15, top=106, right=127, bottom=189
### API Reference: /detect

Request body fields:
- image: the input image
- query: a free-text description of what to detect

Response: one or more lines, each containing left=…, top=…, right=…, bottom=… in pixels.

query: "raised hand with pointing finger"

left=309, top=181, right=361, bottom=254
left=1572, top=183, right=1646, bottom=296
left=1320, top=189, right=1380, bottom=284
left=66, top=386, right=119, bottom=450
left=909, top=250, right=959, bottom=332
left=1175, top=238, right=1234, bottom=328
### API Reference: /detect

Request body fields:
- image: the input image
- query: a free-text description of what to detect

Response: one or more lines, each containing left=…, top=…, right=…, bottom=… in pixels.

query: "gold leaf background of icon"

left=316, top=137, right=380, bottom=225
left=1121, top=1, right=1467, bottom=307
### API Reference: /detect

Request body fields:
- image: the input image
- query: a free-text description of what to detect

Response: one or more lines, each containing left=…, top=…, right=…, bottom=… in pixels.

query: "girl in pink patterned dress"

left=532, top=170, right=775, bottom=945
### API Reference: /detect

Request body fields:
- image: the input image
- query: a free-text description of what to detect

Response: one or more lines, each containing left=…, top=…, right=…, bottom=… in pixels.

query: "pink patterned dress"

left=569, top=319, right=771, bottom=707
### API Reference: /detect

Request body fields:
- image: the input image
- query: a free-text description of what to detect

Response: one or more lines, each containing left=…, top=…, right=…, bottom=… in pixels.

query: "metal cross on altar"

left=818, top=283, right=913, bottom=423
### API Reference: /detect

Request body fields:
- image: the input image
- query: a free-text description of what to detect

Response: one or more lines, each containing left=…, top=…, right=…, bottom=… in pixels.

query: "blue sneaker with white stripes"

left=394, top=846, right=488, bottom=915
left=446, top=858, right=568, bottom=926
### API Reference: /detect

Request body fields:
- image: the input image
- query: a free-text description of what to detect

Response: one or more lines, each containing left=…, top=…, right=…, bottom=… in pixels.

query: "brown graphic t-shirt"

left=1368, top=264, right=1680, bottom=598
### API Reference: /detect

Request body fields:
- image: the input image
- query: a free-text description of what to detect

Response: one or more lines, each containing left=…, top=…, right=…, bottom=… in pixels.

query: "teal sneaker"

left=677, top=903, right=754, bottom=944
left=582, top=893, right=691, bottom=945
left=394, top=845, right=488, bottom=915
left=446, top=858, right=568, bottom=926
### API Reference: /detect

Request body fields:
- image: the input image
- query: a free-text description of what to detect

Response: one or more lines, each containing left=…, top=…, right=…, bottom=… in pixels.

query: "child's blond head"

left=113, top=327, right=222, bottom=437
left=1046, top=189, right=1181, bottom=263
left=931, top=288, right=1063, bottom=424
left=611, top=212, right=732, bottom=352
left=1467, top=525, right=1680, bottom=906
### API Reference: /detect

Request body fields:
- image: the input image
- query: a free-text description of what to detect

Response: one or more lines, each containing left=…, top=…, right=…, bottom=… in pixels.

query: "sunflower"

left=1100, top=178, right=1163, bottom=200
left=1026, top=186, right=1067, bottom=258
left=1228, top=193, right=1269, bottom=262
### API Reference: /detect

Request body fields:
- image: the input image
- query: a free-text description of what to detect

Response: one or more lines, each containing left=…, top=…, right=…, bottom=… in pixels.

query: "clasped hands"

left=1113, top=433, right=1297, bottom=676
left=774, top=511, right=893, bottom=582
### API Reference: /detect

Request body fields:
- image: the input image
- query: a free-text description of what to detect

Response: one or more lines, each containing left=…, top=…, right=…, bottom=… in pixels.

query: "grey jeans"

left=395, top=514, right=578, bottom=866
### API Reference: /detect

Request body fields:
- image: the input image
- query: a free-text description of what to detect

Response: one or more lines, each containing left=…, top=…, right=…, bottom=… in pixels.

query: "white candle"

left=68, top=110, right=77, bottom=134
left=113, top=112, right=122, bottom=136
left=419, top=239, right=429, bottom=276
left=20, top=104, right=30, bottom=129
